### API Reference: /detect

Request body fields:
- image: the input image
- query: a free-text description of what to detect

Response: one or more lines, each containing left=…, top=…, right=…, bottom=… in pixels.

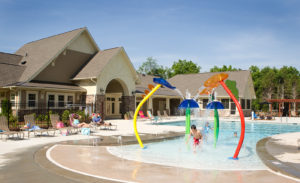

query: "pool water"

left=107, top=121, right=300, bottom=170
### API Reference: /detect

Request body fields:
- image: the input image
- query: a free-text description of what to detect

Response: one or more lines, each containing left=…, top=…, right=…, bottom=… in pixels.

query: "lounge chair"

left=69, top=114, right=82, bottom=133
left=157, top=111, right=164, bottom=121
left=222, top=110, right=231, bottom=118
left=265, top=113, right=274, bottom=120
left=129, top=111, right=134, bottom=119
left=90, top=113, right=117, bottom=131
left=22, top=114, right=56, bottom=137
left=163, top=110, right=171, bottom=119
left=147, top=110, right=159, bottom=124
left=0, top=116, right=24, bottom=140
left=138, top=111, right=148, bottom=119
left=50, top=114, right=76, bottom=135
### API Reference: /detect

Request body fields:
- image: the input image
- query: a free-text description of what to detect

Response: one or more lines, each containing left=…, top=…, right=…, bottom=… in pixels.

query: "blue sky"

left=1, top=0, right=300, bottom=72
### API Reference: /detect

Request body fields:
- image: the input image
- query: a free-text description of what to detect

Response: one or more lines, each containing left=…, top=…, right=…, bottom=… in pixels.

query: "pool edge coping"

left=256, top=136, right=300, bottom=181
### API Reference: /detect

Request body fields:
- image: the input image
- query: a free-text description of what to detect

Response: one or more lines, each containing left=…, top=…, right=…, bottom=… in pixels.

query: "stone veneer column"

left=95, top=95, right=106, bottom=119
left=121, top=96, right=135, bottom=117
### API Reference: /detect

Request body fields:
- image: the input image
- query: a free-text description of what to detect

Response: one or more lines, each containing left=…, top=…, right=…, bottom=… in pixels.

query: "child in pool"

left=204, top=122, right=213, bottom=134
left=187, top=124, right=203, bottom=152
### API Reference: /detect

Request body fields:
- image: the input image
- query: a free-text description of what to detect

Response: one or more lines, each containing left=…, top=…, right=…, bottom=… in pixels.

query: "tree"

left=249, top=65, right=300, bottom=112
left=169, top=59, right=201, bottom=78
left=137, top=57, right=160, bottom=75
left=210, top=65, right=241, bottom=72
left=137, top=57, right=170, bottom=79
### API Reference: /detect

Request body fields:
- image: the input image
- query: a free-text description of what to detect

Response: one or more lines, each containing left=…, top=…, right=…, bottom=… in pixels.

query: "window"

left=221, top=99, right=229, bottom=109
left=58, top=95, right=65, bottom=107
left=28, top=93, right=36, bottom=107
left=241, top=99, right=246, bottom=109
left=0, top=92, right=5, bottom=97
left=48, top=95, right=55, bottom=107
left=247, top=99, right=251, bottom=109
left=10, top=92, right=16, bottom=108
left=203, top=99, right=208, bottom=109
left=67, top=96, right=73, bottom=105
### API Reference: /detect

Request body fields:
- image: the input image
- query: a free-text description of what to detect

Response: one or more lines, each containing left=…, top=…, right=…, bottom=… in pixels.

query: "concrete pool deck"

left=0, top=117, right=300, bottom=182
left=257, top=132, right=300, bottom=180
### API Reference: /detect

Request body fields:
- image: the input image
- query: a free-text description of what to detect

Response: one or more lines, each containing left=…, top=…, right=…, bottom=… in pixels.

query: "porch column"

left=278, top=102, right=282, bottom=117
left=148, top=97, right=153, bottom=114
left=95, top=94, right=106, bottom=119
left=166, top=97, right=170, bottom=115
left=289, top=102, right=291, bottom=117
left=121, top=96, right=135, bottom=116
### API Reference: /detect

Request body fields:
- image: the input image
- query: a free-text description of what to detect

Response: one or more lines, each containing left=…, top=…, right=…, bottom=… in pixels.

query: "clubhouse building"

left=0, top=27, right=256, bottom=120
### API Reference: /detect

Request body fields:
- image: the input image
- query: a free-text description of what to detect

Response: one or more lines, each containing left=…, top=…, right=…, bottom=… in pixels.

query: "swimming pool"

left=107, top=121, right=300, bottom=170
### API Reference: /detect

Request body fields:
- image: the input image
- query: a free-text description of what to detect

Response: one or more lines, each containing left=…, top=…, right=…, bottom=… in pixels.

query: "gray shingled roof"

left=168, top=70, right=253, bottom=98
left=136, top=74, right=180, bottom=97
left=0, top=52, right=25, bottom=87
left=73, top=47, right=121, bottom=80
left=15, top=27, right=86, bottom=82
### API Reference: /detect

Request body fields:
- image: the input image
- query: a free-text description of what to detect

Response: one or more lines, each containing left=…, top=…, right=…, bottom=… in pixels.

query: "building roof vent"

left=21, top=61, right=27, bottom=65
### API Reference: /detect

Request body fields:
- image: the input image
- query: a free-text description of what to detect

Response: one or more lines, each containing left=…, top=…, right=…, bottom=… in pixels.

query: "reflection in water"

left=131, top=149, right=142, bottom=180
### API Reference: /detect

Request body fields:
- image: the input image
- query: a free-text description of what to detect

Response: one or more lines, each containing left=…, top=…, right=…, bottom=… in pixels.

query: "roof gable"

left=0, top=52, right=25, bottom=86
left=15, top=27, right=93, bottom=82
left=73, top=47, right=139, bottom=81
left=168, top=70, right=254, bottom=98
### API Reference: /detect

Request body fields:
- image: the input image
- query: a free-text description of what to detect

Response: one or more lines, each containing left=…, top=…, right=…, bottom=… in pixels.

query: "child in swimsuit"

left=187, top=124, right=203, bottom=152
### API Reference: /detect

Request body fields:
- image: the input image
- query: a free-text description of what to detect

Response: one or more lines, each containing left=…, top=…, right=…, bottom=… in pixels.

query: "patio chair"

left=163, top=110, right=171, bottom=119
left=157, top=111, right=164, bottom=120
left=259, top=113, right=265, bottom=120
left=138, top=111, right=148, bottom=119
left=129, top=111, right=134, bottom=119
left=22, top=114, right=56, bottom=137
left=221, top=110, right=231, bottom=118
left=50, top=114, right=76, bottom=135
left=291, top=111, right=297, bottom=117
left=0, top=116, right=24, bottom=140
left=147, top=110, right=159, bottom=124
left=69, top=114, right=82, bottom=133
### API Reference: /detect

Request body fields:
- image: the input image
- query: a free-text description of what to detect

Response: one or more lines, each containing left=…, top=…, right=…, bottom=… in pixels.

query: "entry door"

left=106, top=93, right=121, bottom=116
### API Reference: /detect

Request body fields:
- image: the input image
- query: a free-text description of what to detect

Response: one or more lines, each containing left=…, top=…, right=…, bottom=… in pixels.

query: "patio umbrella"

left=206, top=101, right=224, bottom=147
left=179, top=99, right=199, bottom=135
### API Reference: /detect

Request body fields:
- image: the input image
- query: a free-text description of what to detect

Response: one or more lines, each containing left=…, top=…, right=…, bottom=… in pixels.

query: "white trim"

left=46, top=92, right=75, bottom=109
left=10, top=92, right=16, bottom=109
left=26, top=91, right=38, bottom=109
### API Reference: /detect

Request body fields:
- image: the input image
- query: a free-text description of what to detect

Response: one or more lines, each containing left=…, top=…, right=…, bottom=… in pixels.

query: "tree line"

left=137, top=57, right=300, bottom=111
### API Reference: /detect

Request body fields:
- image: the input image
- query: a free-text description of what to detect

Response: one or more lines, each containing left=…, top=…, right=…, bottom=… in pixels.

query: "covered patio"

left=266, top=99, right=300, bottom=117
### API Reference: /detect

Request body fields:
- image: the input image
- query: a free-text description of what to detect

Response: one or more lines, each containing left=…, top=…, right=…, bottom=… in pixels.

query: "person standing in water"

left=187, top=124, right=203, bottom=152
